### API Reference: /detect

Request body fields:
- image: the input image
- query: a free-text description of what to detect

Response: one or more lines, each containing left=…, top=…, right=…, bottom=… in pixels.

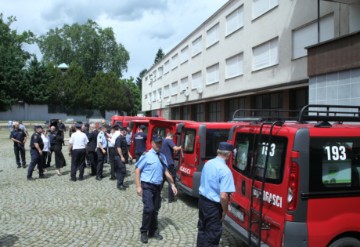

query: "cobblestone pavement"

left=0, top=129, right=246, bottom=247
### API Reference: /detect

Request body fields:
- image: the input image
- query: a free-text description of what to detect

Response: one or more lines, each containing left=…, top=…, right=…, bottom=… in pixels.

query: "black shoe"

left=17, top=165, right=21, bottom=168
left=100, top=175, right=105, bottom=178
left=123, top=184, right=129, bottom=188
left=109, top=176, right=116, bottom=180
left=69, top=178, right=77, bottom=182
left=78, top=177, right=84, bottom=181
left=140, top=232, right=148, bottom=244
left=39, top=175, right=45, bottom=179
left=96, top=177, right=102, bottom=181
left=22, top=165, right=26, bottom=168
left=117, top=185, right=126, bottom=190
left=149, top=232, right=163, bottom=240
left=27, top=177, right=35, bottom=181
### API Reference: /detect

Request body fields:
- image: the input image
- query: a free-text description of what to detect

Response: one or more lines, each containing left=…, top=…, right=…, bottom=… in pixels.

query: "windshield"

left=205, top=129, right=230, bottom=159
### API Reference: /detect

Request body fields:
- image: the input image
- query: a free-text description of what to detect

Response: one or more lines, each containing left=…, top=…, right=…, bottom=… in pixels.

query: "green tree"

left=136, top=69, right=147, bottom=90
left=0, top=14, right=34, bottom=110
left=37, top=20, right=130, bottom=80
left=154, top=48, right=164, bottom=65
left=123, top=78, right=141, bottom=115
left=21, top=57, right=51, bottom=104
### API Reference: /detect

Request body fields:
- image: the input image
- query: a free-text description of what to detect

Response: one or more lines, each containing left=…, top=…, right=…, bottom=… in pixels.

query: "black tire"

left=329, top=237, right=360, bottom=247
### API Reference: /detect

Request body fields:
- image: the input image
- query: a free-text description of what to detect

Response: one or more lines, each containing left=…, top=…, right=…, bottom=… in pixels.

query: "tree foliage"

left=37, top=20, right=130, bottom=80
left=154, top=48, right=164, bottom=65
left=136, top=69, right=148, bottom=90
left=0, top=14, right=34, bottom=110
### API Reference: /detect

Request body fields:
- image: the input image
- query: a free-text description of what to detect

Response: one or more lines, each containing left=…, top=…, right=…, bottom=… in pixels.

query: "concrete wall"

left=0, top=104, right=116, bottom=123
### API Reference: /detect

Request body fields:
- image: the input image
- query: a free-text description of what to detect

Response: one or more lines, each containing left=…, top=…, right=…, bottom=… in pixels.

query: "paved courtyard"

left=0, top=128, right=246, bottom=247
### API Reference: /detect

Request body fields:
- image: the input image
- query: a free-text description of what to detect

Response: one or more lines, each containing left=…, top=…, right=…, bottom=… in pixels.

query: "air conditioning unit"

left=147, top=100, right=151, bottom=105
left=184, top=89, right=190, bottom=97
left=157, top=98, right=162, bottom=103
left=197, top=86, right=203, bottom=94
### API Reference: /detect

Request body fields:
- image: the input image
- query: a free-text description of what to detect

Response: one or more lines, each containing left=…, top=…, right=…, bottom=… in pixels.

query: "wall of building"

left=142, top=0, right=358, bottom=120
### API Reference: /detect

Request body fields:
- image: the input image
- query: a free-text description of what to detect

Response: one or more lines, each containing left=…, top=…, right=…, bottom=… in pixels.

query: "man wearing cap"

left=160, top=132, right=182, bottom=203
left=196, top=142, right=235, bottom=247
left=27, top=125, right=45, bottom=180
left=135, top=136, right=178, bottom=244
left=114, top=127, right=132, bottom=189
left=10, top=121, right=27, bottom=168
left=68, top=123, right=89, bottom=181
left=134, top=125, right=147, bottom=160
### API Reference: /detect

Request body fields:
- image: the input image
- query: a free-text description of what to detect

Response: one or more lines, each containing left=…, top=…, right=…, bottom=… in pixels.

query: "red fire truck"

left=110, top=115, right=164, bottom=127
left=176, top=122, right=243, bottom=198
left=224, top=105, right=360, bottom=247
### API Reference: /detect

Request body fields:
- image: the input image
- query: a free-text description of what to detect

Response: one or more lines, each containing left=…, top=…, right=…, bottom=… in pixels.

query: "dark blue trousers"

left=115, top=156, right=126, bottom=186
left=70, top=149, right=86, bottom=180
left=197, top=195, right=223, bottom=247
left=140, top=181, right=161, bottom=235
left=14, top=144, right=26, bottom=166
left=96, top=149, right=105, bottom=178
left=27, top=149, right=43, bottom=178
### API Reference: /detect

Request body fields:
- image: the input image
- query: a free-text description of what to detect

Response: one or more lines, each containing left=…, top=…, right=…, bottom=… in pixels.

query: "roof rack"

left=298, top=104, right=360, bottom=123
left=232, top=108, right=298, bottom=123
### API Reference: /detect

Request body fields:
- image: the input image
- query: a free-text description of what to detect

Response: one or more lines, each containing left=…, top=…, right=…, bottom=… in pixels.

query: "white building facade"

left=142, top=0, right=360, bottom=121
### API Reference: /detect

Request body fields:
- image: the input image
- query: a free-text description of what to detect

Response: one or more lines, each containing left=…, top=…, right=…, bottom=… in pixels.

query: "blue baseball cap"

left=152, top=136, right=163, bottom=143
left=218, top=142, right=233, bottom=152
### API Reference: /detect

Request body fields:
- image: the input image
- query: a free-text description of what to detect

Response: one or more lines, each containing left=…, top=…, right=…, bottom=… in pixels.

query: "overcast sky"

left=1, top=0, right=227, bottom=79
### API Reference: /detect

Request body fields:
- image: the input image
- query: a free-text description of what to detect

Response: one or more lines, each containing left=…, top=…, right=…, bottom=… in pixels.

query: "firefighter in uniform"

left=196, top=142, right=235, bottom=247
left=134, top=125, right=147, bottom=160
left=27, top=125, right=45, bottom=180
left=96, top=124, right=108, bottom=180
left=135, top=136, right=178, bottom=244
left=115, top=127, right=132, bottom=189
left=10, top=121, right=27, bottom=168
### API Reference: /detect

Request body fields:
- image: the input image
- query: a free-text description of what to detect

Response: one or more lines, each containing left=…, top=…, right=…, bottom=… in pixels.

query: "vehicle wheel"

left=329, top=237, right=360, bottom=247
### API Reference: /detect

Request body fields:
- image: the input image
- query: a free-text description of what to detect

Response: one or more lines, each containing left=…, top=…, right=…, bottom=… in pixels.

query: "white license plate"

left=228, top=205, right=244, bottom=222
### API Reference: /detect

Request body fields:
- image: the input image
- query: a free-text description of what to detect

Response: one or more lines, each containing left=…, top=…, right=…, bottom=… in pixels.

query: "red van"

left=224, top=105, right=360, bottom=247
left=176, top=122, right=243, bottom=198
left=110, top=115, right=164, bottom=127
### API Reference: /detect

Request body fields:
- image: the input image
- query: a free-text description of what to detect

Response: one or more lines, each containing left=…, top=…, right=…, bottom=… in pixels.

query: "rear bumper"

left=223, top=215, right=269, bottom=247
left=283, top=221, right=308, bottom=247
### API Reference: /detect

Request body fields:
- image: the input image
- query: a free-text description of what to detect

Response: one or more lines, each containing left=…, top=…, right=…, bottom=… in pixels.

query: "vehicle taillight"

left=287, top=161, right=299, bottom=211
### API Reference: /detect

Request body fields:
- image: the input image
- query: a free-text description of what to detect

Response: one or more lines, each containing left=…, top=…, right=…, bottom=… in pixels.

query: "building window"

left=192, top=36, right=202, bottom=57
left=149, top=92, right=153, bottom=102
left=158, top=66, right=163, bottom=78
left=252, top=0, right=278, bottom=20
left=226, top=6, right=244, bottom=36
left=180, top=46, right=189, bottom=64
left=252, top=38, right=278, bottom=71
left=255, top=92, right=282, bottom=116
left=171, top=53, right=179, bottom=70
left=191, top=71, right=202, bottom=90
left=193, top=104, right=205, bottom=122
left=164, top=60, right=170, bottom=75
left=157, top=88, right=162, bottom=101
left=208, top=101, right=222, bottom=122
left=183, top=105, right=191, bottom=120
left=206, top=63, right=220, bottom=85
left=163, top=85, right=170, bottom=98
left=180, top=77, right=189, bottom=92
left=226, top=53, right=244, bottom=79
left=206, top=23, right=220, bottom=48
left=292, top=14, right=334, bottom=59
left=152, top=90, right=157, bottom=102
left=171, top=81, right=178, bottom=96
left=171, top=107, right=180, bottom=120
left=227, top=97, right=246, bottom=121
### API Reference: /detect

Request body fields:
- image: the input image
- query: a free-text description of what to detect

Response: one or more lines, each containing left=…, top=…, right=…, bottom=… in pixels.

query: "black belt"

left=199, top=195, right=221, bottom=205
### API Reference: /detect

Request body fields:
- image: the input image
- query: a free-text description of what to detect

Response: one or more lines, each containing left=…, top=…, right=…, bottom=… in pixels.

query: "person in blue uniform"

left=96, top=124, right=108, bottom=181
left=134, top=125, right=147, bottom=160
left=135, top=136, right=178, bottom=244
left=160, top=132, right=182, bottom=203
left=10, top=121, right=27, bottom=168
left=115, top=127, right=132, bottom=189
left=196, top=142, right=235, bottom=247
left=27, top=125, right=45, bottom=180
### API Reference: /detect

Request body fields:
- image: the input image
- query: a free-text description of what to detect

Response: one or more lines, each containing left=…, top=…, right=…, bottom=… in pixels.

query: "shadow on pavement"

left=0, top=234, right=19, bottom=247
left=177, top=192, right=198, bottom=209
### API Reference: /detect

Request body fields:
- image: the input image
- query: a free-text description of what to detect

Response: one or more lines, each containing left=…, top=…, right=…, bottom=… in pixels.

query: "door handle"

left=241, top=180, right=246, bottom=195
